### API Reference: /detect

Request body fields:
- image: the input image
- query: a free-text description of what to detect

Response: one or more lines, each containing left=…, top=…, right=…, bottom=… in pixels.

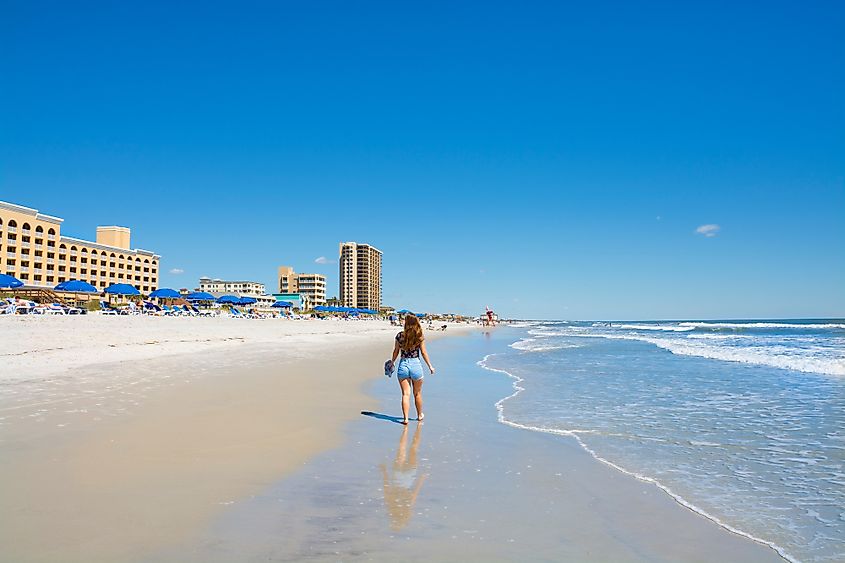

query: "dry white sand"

left=1, top=314, right=434, bottom=382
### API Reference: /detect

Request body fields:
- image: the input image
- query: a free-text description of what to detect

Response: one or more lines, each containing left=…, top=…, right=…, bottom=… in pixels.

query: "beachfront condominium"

left=338, top=242, right=382, bottom=310
left=197, top=277, right=265, bottom=296
left=277, top=266, right=327, bottom=307
left=0, top=200, right=160, bottom=292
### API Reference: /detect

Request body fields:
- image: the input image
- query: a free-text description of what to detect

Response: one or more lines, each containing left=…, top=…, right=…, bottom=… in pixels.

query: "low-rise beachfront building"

left=277, top=266, right=326, bottom=307
left=197, top=277, right=265, bottom=296
left=0, top=200, right=160, bottom=292
left=338, top=241, right=382, bottom=310
left=272, top=292, right=310, bottom=311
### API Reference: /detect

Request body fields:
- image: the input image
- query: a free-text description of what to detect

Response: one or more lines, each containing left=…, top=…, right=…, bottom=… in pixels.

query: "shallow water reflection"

left=379, top=422, right=427, bottom=530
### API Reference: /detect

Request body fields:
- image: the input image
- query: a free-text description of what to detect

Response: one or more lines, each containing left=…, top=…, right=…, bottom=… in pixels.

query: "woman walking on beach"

left=391, top=315, right=435, bottom=425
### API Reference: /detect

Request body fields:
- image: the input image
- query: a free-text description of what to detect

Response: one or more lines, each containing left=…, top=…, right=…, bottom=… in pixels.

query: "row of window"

left=1, top=238, right=157, bottom=264
left=3, top=270, right=154, bottom=292
left=0, top=219, right=57, bottom=234
left=2, top=263, right=153, bottom=279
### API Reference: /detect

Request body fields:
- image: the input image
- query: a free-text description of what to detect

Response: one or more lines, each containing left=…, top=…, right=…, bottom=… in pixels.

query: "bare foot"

left=402, top=418, right=409, bottom=425
left=418, top=413, right=425, bottom=422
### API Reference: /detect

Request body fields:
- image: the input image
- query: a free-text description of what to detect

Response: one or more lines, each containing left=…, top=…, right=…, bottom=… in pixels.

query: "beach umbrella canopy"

left=149, top=288, right=181, bottom=299
left=238, top=296, right=257, bottom=305
left=272, top=301, right=293, bottom=308
left=0, top=273, right=24, bottom=289
left=186, top=291, right=215, bottom=301
left=415, top=313, right=426, bottom=318
left=397, top=309, right=412, bottom=314
left=55, top=279, right=98, bottom=293
left=104, top=283, right=141, bottom=295
left=216, top=295, right=240, bottom=304
left=314, top=305, right=331, bottom=312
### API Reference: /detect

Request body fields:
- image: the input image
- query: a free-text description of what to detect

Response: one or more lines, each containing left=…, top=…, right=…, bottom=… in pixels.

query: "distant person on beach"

left=390, top=315, right=435, bottom=425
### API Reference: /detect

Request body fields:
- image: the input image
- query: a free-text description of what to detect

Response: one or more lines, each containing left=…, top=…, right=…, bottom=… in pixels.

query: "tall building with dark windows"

left=338, top=242, right=382, bottom=310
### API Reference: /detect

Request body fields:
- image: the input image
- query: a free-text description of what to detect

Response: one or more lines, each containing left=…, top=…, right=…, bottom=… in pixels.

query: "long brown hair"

left=401, top=315, right=424, bottom=352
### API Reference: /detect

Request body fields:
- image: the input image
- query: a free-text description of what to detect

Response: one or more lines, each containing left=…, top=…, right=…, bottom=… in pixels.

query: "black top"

left=396, top=332, right=421, bottom=359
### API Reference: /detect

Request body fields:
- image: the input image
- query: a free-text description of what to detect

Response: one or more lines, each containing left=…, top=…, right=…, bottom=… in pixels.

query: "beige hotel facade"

left=277, top=266, right=327, bottom=307
left=0, top=201, right=160, bottom=292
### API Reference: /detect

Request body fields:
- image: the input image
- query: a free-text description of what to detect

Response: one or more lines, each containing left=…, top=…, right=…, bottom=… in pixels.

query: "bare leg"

left=398, top=378, right=411, bottom=424
left=412, top=378, right=424, bottom=421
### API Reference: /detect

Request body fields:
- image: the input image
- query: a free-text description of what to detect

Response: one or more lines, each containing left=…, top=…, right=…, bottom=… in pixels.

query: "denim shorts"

left=397, top=357, right=424, bottom=381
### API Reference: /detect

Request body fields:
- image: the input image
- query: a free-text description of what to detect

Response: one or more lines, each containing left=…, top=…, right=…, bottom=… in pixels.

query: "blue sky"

left=2, top=1, right=843, bottom=319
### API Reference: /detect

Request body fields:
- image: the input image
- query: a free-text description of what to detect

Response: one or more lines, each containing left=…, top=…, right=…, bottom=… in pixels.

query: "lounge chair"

left=43, top=303, right=68, bottom=315
left=230, top=307, right=245, bottom=318
left=99, top=301, right=119, bottom=315
left=143, top=301, right=163, bottom=315
left=190, top=304, right=208, bottom=316
left=2, top=299, right=16, bottom=315
left=167, top=305, right=186, bottom=316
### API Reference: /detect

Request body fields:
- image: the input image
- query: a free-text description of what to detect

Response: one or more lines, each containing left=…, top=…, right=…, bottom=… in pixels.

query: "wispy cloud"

left=314, top=256, right=335, bottom=265
left=169, top=268, right=185, bottom=275
left=695, top=224, right=721, bottom=237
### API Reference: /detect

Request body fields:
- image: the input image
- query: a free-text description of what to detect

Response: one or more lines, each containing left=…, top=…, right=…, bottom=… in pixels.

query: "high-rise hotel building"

left=0, top=200, right=160, bottom=292
left=338, top=242, right=382, bottom=310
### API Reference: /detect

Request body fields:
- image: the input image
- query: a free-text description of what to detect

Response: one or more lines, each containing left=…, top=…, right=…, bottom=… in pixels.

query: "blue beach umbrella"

left=216, top=295, right=240, bottom=304
left=397, top=309, right=412, bottom=314
left=314, top=305, right=331, bottom=312
left=272, top=301, right=293, bottom=308
left=55, top=279, right=98, bottom=293
left=149, top=288, right=181, bottom=299
left=415, top=312, right=426, bottom=318
left=104, top=283, right=141, bottom=296
left=0, top=273, right=24, bottom=289
left=186, top=291, right=215, bottom=301
left=238, top=296, right=257, bottom=306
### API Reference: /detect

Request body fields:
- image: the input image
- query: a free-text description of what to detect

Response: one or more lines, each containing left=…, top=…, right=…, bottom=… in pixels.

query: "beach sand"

left=0, top=317, right=782, bottom=562
left=0, top=315, right=453, bottom=562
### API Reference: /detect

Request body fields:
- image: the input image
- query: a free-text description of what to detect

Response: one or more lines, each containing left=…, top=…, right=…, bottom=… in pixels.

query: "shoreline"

left=478, top=351, right=793, bottom=563
left=152, top=328, right=783, bottom=562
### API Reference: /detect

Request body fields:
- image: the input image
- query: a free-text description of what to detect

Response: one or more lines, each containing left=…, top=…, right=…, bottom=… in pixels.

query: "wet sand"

left=153, top=330, right=784, bottom=562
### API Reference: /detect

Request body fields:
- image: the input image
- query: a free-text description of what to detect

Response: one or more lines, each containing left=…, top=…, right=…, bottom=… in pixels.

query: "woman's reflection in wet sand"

left=379, top=422, right=427, bottom=530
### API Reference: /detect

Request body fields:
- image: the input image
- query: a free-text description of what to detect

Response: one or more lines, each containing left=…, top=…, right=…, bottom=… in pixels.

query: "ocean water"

left=483, top=320, right=845, bottom=563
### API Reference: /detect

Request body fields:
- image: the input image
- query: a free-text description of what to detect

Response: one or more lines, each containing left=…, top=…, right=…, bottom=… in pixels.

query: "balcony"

left=6, top=252, right=15, bottom=259
left=47, top=234, right=56, bottom=241
left=20, top=267, right=29, bottom=273
left=6, top=226, right=16, bottom=234
left=46, top=258, right=55, bottom=264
